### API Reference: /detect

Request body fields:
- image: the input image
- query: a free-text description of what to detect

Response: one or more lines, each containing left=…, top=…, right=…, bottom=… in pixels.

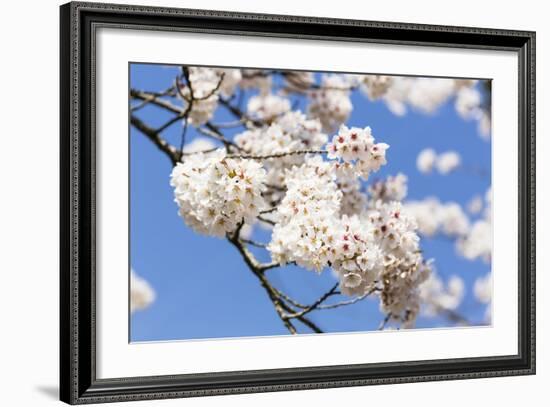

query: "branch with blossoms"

left=130, top=66, right=487, bottom=333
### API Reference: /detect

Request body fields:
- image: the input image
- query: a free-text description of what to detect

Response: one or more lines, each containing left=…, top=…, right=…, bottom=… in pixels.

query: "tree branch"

left=239, top=238, right=268, bottom=248
left=226, top=225, right=322, bottom=334
left=227, top=149, right=327, bottom=160
left=430, top=302, right=470, bottom=326
left=219, top=98, right=265, bottom=127
left=203, top=122, right=243, bottom=152
left=285, top=283, right=339, bottom=319
left=317, top=286, right=379, bottom=310
left=130, top=88, right=181, bottom=114
left=130, top=115, right=179, bottom=165
left=378, top=313, right=392, bottom=330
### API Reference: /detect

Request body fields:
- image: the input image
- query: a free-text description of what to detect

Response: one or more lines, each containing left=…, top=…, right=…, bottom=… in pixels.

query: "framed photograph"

left=60, top=1, right=535, bottom=404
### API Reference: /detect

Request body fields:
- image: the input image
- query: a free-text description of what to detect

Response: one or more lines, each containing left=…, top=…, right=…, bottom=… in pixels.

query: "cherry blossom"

left=308, top=75, right=353, bottom=132
left=283, top=71, right=315, bottom=93
left=178, top=67, right=222, bottom=125
left=417, top=149, right=461, bottom=175
left=170, top=150, right=267, bottom=237
left=239, top=69, right=271, bottom=93
left=326, top=125, right=389, bottom=180
left=234, top=111, right=327, bottom=201
left=419, top=271, right=464, bottom=316
left=216, top=68, right=242, bottom=98
left=368, top=173, right=408, bottom=202
left=360, top=75, right=394, bottom=100
left=403, top=198, right=470, bottom=238
left=436, top=151, right=461, bottom=174
left=247, top=93, right=291, bottom=121
left=130, top=270, right=156, bottom=313
left=467, top=195, right=484, bottom=215
left=457, top=188, right=492, bottom=262
left=333, top=161, right=367, bottom=216
left=182, top=137, right=216, bottom=154
left=133, top=66, right=493, bottom=333
left=474, top=272, right=492, bottom=322
left=268, top=156, right=342, bottom=271
left=417, top=148, right=437, bottom=174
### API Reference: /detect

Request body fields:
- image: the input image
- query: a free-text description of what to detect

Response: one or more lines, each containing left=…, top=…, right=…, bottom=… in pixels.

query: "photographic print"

left=129, top=64, right=493, bottom=342
left=60, top=5, right=535, bottom=402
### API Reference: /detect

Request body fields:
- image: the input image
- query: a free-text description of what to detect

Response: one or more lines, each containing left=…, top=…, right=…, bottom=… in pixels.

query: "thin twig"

left=294, top=315, right=323, bottom=333
left=257, top=215, right=276, bottom=226
left=317, top=287, right=379, bottom=310
left=176, top=71, right=225, bottom=102
left=378, top=313, right=392, bottom=330
left=130, top=86, right=177, bottom=112
left=227, top=149, right=327, bottom=160
left=263, top=183, right=286, bottom=192
left=430, top=303, right=470, bottom=326
left=210, top=119, right=247, bottom=129
left=180, top=147, right=220, bottom=157
left=155, top=112, right=188, bottom=134
left=178, top=118, right=189, bottom=160
left=130, top=88, right=181, bottom=114
left=285, top=283, right=339, bottom=318
left=219, top=98, right=265, bottom=127
left=273, top=287, right=309, bottom=310
left=196, top=124, right=243, bottom=152
left=239, top=238, right=268, bottom=248
left=259, top=260, right=296, bottom=272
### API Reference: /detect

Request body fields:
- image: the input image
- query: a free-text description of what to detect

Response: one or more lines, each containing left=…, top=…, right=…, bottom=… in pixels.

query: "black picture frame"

left=60, top=1, right=536, bottom=404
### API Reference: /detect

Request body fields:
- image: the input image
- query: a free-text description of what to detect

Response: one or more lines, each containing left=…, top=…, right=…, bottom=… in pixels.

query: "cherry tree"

left=130, top=67, right=492, bottom=333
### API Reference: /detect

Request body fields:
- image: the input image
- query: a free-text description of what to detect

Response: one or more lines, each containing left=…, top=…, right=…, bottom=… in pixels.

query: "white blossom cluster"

left=403, top=198, right=470, bottom=238
left=437, top=151, right=461, bottom=174
left=334, top=75, right=491, bottom=139
left=368, top=173, right=408, bottom=202
left=239, top=69, right=271, bottom=93
left=326, top=125, right=389, bottom=179
left=416, top=148, right=462, bottom=175
left=283, top=71, right=315, bottom=93
left=177, top=67, right=242, bottom=126
left=377, top=77, right=474, bottom=116
left=216, top=68, right=242, bottom=98
left=267, top=155, right=431, bottom=326
left=247, top=93, right=291, bottom=122
left=177, top=67, right=220, bottom=125
left=333, top=161, right=367, bottom=216
left=182, top=137, right=216, bottom=154
left=458, top=220, right=492, bottom=261
left=419, top=271, right=464, bottom=316
left=404, top=189, right=492, bottom=267
left=367, top=201, right=431, bottom=326
left=268, top=156, right=342, bottom=271
left=161, top=67, right=494, bottom=330
left=308, top=75, right=353, bottom=132
left=130, top=269, right=156, bottom=313
left=467, top=195, right=484, bottom=215
left=360, top=75, right=394, bottom=100
left=234, top=111, right=328, bottom=199
left=455, top=85, right=491, bottom=139
left=457, top=188, right=492, bottom=262
left=170, top=150, right=267, bottom=237
left=474, top=271, right=492, bottom=322
left=332, top=214, right=384, bottom=296
left=405, top=78, right=457, bottom=114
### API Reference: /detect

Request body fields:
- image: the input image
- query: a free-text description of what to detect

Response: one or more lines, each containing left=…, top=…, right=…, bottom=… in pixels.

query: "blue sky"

left=130, top=64, right=491, bottom=342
